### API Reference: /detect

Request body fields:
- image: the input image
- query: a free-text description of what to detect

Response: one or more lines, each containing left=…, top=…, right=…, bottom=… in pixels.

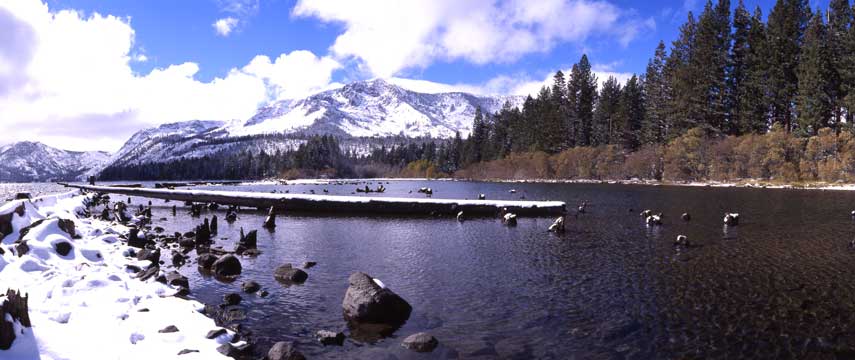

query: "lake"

left=30, top=180, right=855, bottom=358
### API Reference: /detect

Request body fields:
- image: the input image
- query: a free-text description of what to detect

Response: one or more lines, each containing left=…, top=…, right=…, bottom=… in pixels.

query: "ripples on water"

left=19, top=180, right=855, bottom=358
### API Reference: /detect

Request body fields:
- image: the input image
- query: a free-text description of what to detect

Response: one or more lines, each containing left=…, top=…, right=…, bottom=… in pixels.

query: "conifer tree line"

left=445, top=0, right=855, bottom=183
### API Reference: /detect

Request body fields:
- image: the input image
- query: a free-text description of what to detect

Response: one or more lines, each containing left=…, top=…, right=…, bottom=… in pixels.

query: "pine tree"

left=575, top=55, right=598, bottom=147
left=616, top=75, right=645, bottom=151
left=739, top=7, right=771, bottom=134
left=766, top=0, right=811, bottom=131
left=728, top=0, right=751, bottom=135
left=643, top=41, right=669, bottom=143
left=828, top=0, right=851, bottom=124
left=593, top=77, right=623, bottom=145
left=796, top=9, right=835, bottom=135
left=666, top=12, right=700, bottom=138
left=692, top=0, right=731, bottom=135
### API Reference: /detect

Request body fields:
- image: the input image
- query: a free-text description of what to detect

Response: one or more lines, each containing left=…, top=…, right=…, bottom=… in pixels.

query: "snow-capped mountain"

left=0, top=142, right=110, bottom=182
left=226, top=78, right=523, bottom=138
left=104, top=79, right=523, bottom=168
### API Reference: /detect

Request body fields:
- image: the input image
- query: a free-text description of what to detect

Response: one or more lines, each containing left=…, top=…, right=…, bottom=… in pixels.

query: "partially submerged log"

left=59, top=184, right=566, bottom=217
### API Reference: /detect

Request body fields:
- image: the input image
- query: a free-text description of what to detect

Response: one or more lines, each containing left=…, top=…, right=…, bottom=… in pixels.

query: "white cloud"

left=0, top=0, right=339, bottom=151
left=243, top=51, right=341, bottom=100
left=217, top=0, right=259, bottom=17
left=213, top=16, right=238, bottom=36
left=294, top=0, right=653, bottom=78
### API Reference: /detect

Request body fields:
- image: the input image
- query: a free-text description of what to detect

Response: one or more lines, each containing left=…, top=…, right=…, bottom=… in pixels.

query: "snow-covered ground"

left=0, top=191, right=236, bottom=359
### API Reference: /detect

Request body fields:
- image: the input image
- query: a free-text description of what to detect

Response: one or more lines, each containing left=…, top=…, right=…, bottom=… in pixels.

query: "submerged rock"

left=223, top=293, right=242, bottom=306
left=342, top=272, right=412, bottom=329
left=268, top=341, right=306, bottom=360
left=212, top=255, right=242, bottom=277
left=274, top=264, right=308, bottom=284
left=402, top=332, right=439, bottom=353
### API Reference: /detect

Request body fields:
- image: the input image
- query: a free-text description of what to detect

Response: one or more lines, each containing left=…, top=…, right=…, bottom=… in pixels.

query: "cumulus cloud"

left=294, top=0, right=653, bottom=78
left=213, top=17, right=238, bottom=36
left=0, top=0, right=339, bottom=151
left=243, top=51, right=341, bottom=100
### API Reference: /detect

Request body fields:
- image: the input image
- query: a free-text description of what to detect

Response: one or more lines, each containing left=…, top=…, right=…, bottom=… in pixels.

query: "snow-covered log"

left=60, top=184, right=567, bottom=216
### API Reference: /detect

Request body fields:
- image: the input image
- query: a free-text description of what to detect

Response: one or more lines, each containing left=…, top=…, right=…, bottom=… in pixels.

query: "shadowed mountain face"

left=0, top=141, right=109, bottom=182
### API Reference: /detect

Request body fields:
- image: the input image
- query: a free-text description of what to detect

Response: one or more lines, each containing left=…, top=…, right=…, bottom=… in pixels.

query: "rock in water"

left=402, top=332, right=439, bottom=352
left=342, top=272, right=412, bottom=327
left=241, top=281, right=261, bottom=294
left=210, top=215, right=218, bottom=235
left=197, top=254, right=218, bottom=269
left=681, top=213, right=691, bottom=221
left=274, top=264, right=308, bottom=284
left=212, top=255, right=242, bottom=277
left=316, top=330, right=345, bottom=346
left=223, top=293, right=242, bottom=306
left=724, top=213, right=740, bottom=226
left=268, top=341, right=306, bottom=360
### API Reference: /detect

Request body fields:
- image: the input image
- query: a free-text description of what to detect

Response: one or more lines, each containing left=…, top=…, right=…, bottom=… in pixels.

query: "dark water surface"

left=90, top=181, right=855, bottom=358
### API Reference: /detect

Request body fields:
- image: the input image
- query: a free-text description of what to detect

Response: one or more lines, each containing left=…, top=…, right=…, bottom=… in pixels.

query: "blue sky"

left=39, top=0, right=762, bottom=84
left=0, top=0, right=834, bottom=151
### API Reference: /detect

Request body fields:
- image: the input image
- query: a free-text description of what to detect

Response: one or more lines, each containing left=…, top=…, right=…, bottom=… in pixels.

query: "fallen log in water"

left=59, top=183, right=566, bottom=216
left=154, top=181, right=244, bottom=189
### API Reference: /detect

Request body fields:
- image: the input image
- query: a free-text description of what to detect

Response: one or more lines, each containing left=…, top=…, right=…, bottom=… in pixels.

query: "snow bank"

left=0, top=191, right=234, bottom=359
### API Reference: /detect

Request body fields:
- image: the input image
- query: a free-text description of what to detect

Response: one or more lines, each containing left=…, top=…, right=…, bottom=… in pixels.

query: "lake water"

left=32, top=181, right=855, bottom=358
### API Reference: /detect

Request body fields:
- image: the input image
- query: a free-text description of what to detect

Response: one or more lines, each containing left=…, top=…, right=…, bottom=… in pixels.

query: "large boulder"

left=274, top=264, right=308, bottom=284
left=211, top=254, right=242, bottom=277
left=268, top=341, right=306, bottom=360
left=342, top=272, right=412, bottom=327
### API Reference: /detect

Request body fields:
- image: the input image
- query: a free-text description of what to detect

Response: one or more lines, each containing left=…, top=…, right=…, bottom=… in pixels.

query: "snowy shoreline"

left=0, top=191, right=238, bottom=359
left=245, top=177, right=855, bottom=192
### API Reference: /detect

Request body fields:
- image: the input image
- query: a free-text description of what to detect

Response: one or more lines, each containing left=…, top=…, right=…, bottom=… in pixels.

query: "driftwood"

left=0, top=289, right=31, bottom=350
left=59, top=184, right=566, bottom=216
